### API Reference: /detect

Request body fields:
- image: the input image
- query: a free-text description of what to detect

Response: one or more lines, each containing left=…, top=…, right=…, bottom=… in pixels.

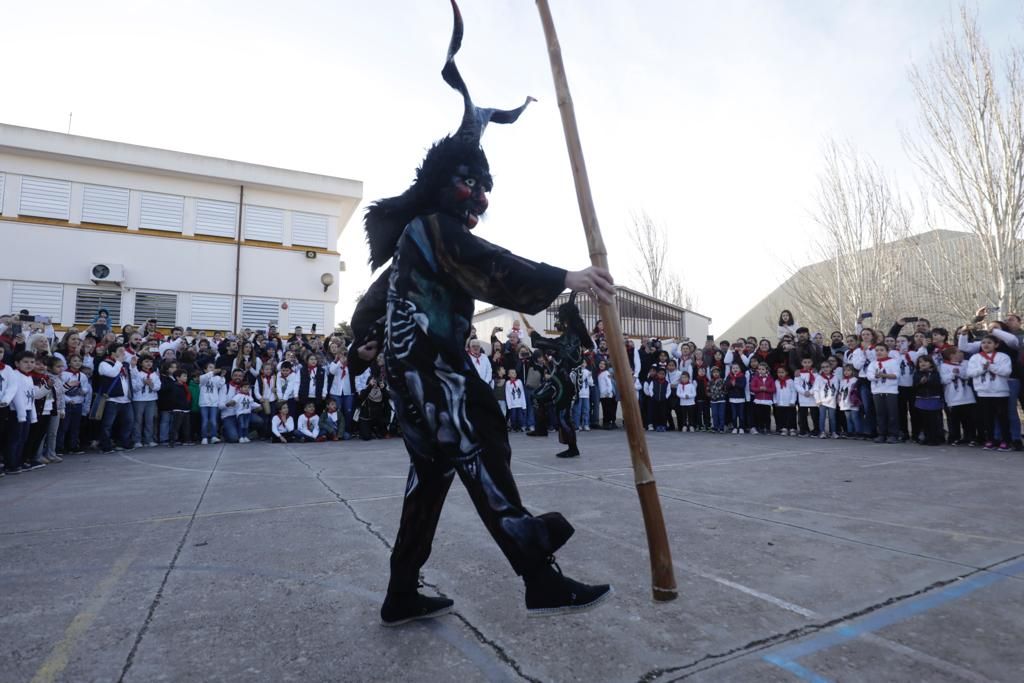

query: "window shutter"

left=75, top=289, right=122, bottom=325
left=241, top=298, right=279, bottom=329
left=11, top=282, right=63, bottom=322
left=287, top=300, right=326, bottom=331
left=20, top=176, right=71, bottom=220
left=190, top=294, right=233, bottom=330
left=140, top=192, right=185, bottom=232
left=243, top=206, right=283, bottom=242
left=195, top=199, right=238, bottom=238
left=0, top=173, right=5, bottom=207
left=291, top=212, right=328, bottom=248
left=134, top=292, right=178, bottom=326
left=82, top=184, right=130, bottom=226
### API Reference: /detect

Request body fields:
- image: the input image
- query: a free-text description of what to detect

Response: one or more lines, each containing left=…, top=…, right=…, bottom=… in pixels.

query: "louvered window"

left=20, top=176, right=71, bottom=220
left=241, top=298, right=279, bottom=329
left=11, top=282, right=63, bottom=322
left=140, top=192, right=184, bottom=232
left=291, top=211, right=328, bottom=248
left=75, top=288, right=122, bottom=325
left=190, top=294, right=233, bottom=330
left=243, top=205, right=283, bottom=242
left=82, top=184, right=130, bottom=226
left=135, top=292, right=178, bottom=326
left=195, top=199, right=237, bottom=238
left=287, top=300, right=326, bottom=332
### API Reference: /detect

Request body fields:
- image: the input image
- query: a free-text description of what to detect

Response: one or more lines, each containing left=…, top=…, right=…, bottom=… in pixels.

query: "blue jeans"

left=332, top=394, right=356, bottom=436
left=200, top=406, right=219, bottom=440
left=818, top=406, right=838, bottom=434
left=844, top=409, right=862, bottom=436
left=994, top=378, right=1021, bottom=442
left=711, top=402, right=726, bottom=431
left=857, top=378, right=876, bottom=435
left=133, top=400, right=157, bottom=444
left=159, top=411, right=173, bottom=444
left=100, top=401, right=134, bottom=451
left=238, top=413, right=251, bottom=437
left=58, top=402, right=84, bottom=452
left=508, top=407, right=525, bottom=430
left=5, top=419, right=30, bottom=469
left=222, top=415, right=240, bottom=443
left=525, top=388, right=536, bottom=428
left=572, top=397, right=591, bottom=428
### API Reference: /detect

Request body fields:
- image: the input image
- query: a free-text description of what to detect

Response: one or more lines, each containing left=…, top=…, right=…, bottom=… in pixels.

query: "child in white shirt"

left=865, top=342, right=901, bottom=443
left=505, top=368, right=527, bottom=432
left=965, top=335, right=1012, bottom=450
left=939, top=347, right=975, bottom=445
left=271, top=404, right=297, bottom=443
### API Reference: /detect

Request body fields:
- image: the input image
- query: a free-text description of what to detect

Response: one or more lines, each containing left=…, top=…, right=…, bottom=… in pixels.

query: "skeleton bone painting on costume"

left=350, top=0, right=611, bottom=624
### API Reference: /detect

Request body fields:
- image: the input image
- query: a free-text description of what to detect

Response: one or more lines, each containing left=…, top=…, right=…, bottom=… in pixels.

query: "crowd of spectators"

left=0, top=312, right=395, bottom=477
left=476, top=307, right=1024, bottom=452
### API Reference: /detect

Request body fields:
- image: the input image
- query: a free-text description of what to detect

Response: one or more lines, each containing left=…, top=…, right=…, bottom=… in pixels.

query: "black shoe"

left=524, top=559, right=612, bottom=616
left=526, top=430, right=548, bottom=437
left=555, top=447, right=580, bottom=458
left=380, top=591, right=454, bottom=626
left=535, top=512, right=575, bottom=555
left=27, top=460, right=47, bottom=471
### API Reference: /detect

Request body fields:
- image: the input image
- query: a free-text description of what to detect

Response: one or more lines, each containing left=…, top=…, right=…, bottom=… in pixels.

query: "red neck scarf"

left=777, top=377, right=789, bottom=387
left=980, top=351, right=997, bottom=363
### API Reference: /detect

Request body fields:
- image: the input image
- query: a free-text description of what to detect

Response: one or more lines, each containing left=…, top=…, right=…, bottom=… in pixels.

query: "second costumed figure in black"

left=526, top=294, right=593, bottom=458
left=349, top=0, right=615, bottom=626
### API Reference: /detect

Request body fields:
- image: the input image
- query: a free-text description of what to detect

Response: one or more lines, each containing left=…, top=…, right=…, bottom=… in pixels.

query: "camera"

left=496, top=326, right=503, bottom=332
left=904, top=316, right=919, bottom=323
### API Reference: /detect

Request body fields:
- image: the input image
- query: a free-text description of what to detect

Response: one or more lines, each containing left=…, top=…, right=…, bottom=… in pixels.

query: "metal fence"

left=545, top=288, right=685, bottom=339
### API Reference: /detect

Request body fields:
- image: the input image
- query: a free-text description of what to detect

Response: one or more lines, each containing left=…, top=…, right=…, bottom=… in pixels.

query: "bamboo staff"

left=534, top=0, right=677, bottom=602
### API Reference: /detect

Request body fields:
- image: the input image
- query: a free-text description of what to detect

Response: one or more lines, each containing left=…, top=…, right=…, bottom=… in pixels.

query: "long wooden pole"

left=534, top=0, right=677, bottom=602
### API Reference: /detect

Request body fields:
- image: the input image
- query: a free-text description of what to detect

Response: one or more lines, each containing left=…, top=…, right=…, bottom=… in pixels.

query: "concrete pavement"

left=2, top=430, right=1022, bottom=682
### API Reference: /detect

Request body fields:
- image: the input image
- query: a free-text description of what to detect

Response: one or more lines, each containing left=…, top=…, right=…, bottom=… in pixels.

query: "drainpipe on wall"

left=232, top=185, right=244, bottom=331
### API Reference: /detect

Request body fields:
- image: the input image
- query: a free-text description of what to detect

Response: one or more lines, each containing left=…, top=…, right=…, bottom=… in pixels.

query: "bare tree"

left=629, top=210, right=695, bottom=309
left=905, top=6, right=1024, bottom=315
left=783, top=140, right=913, bottom=333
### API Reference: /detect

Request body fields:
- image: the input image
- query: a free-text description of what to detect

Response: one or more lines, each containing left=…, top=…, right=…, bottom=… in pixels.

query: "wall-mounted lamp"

left=320, top=272, right=335, bottom=292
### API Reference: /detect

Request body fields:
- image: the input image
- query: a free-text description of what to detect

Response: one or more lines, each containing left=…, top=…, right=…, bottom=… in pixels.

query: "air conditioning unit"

left=90, top=263, right=125, bottom=284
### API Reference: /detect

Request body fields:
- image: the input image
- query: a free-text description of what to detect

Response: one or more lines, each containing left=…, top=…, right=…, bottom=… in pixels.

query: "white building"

left=0, top=124, right=362, bottom=334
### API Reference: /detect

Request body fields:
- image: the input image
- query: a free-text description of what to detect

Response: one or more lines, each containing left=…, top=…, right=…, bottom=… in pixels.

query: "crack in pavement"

left=116, top=444, right=225, bottom=683
left=635, top=551, right=1024, bottom=682
left=287, top=448, right=542, bottom=683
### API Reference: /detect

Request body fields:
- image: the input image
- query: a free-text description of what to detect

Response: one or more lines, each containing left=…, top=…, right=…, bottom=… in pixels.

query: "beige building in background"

left=719, top=230, right=1006, bottom=341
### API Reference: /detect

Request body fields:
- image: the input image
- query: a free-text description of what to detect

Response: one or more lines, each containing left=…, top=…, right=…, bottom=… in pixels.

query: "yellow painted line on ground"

left=30, top=550, right=137, bottom=683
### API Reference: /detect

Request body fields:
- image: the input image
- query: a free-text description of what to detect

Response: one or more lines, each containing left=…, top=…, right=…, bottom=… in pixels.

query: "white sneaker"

left=210, top=437, right=221, bottom=444
left=133, top=442, right=143, bottom=449
left=201, top=438, right=209, bottom=445
left=240, top=437, right=250, bottom=444
left=583, top=426, right=590, bottom=431
left=750, top=428, right=758, bottom=435
left=832, top=433, right=840, bottom=439
left=731, top=428, right=738, bottom=434
left=819, top=433, right=826, bottom=439
left=147, top=442, right=158, bottom=448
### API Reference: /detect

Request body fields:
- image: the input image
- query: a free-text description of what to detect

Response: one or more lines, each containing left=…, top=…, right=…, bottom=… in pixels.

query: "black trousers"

left=947, top=404, right=976, bottom=443
left=601, top=397, right=617, bottom=427
left=168, top=411, right=192, bottom=446
left=897, top=386, right=917, bottom=438
left=976, top=396, right=1010, bottom=444
left=797, top=406, right=819, bottom=434
left=774, top=405, right=796, bottom=431
left=917, top=408, right=944, bottom=445
left=386, top=355, right=568, bottom=594
left=26, top=415, right=51, bottom=464
left=753, top=403, right=772, bottom=432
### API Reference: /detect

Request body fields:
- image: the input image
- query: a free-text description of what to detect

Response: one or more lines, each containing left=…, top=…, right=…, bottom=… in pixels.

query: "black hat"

left=363, top=0, right=534, bottom=270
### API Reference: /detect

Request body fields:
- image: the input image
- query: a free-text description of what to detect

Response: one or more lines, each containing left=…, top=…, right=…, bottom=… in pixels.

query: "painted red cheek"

left=476, top=195, right=488, bottom=211
left=454, top=184, right=472, bottom=201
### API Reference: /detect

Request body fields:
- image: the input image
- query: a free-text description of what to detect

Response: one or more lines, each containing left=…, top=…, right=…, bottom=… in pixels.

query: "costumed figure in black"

left=525, top=295, right=593, bottom=458
left=349, top=0, right=615, bottom=626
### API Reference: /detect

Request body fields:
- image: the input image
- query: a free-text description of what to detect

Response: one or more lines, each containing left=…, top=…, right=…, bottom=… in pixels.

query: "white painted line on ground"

left=860, top=456, right=933, bottom=468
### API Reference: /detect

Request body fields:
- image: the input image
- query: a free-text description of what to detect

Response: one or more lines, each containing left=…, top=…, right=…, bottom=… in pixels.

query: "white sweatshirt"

left=131, top=368, right=162, bottom=402
left=966, top=351, right=1012, bottom=398
left=849, top=346, right=878, bottom=379
left=327, top=360, right=354, bottom=396
left=276, top=372, right=299, bottom=401
left=939, top=363, right=975, bottom=407
left=199, top=371, right=226, bottom=408
left=11, top=370, right=44, bottom=423
left=59, top=368, right=92, bottom=409
left=837, top=377, right=859, bottom=411
left=813, top=373, right=840, bottom=408
left=894, top=349, right=922, bottom=388
left=795, top=371, right=818, bottom=407
left=297, top=413, right=320, bottom=439
left=505, top=379, right=527, bottom=409
left=1, top=364, right=20, bottom=406
left=866, top=358, right=900, bottom=395
left=773, top=378, right=797, bottom=407
left=676, top=381, right=696, bottom=406
left=597, top=371, right=615, bottom=399
left=272, top=415, right=295, bottom=438
left=469, top=352, right=492, bottom=387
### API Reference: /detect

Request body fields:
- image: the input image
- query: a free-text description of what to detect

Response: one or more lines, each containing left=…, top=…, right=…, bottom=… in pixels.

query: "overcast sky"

left=2, top=1, right=1019, bottom=332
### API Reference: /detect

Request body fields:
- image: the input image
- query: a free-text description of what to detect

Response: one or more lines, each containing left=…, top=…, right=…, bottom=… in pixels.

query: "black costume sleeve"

left=427, top=215, right=567, bottom=314
left=888, top=321, right=904, bottom=338
left=530, top=331, right=561, bottom=353
left=348, top=269, right=391, bottom=376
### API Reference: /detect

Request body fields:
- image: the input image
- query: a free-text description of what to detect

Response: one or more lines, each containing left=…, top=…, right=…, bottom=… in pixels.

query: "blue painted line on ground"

left=763, top=655, right=833, bottom=683
left=763, top=558, right=1024, bottom=681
